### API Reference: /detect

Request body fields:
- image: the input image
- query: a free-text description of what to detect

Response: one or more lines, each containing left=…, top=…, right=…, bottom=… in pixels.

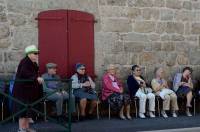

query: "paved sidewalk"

left=140, top=127, right=200, bottom=132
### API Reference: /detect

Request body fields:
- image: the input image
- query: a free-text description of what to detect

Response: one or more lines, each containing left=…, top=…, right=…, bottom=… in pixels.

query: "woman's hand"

left=119, top=87, right=123, bottom=93
left=37, top=77, right=44, bottom=84
left=180, top=82, right=186, bottom=86
left=82, top=81, right=91, bottom=87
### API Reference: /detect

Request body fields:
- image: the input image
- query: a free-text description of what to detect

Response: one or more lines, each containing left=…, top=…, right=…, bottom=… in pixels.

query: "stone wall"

left=0, top=0, right=200, bottom=82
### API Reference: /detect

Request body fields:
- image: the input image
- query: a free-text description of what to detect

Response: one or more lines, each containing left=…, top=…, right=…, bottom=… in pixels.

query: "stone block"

left=174, top=11, right=194, bottom=21
left=183, top=1, right=192, bottom=10
left=12, top=27, right=38, bottom=50
left=165, top=53, right=177, bottom=66
left=160, top=9, right=174, bottom=21
left=152, top=42, right=162, bottom=51
left=127, top=7, right=141, bottom=19
left=124, top=42, right=144, bottom=52
left=99, top=0, right=107, bottom=5
left=102, top=18, right=132, bottom=32
left=128, top=0, right=154, bottom=7
left=175, top=42, right=189, bottom=52
left=0, top=4, right=5, bottom=12
left=95, top=32, right=119, bottom=53
left=162, top=42, right=175, bottom=51
left=166, top=0, right=182, bottom=9
left=171, top=35, right=185, bottom=41
left=100, top=6, right=127, bottom=17
left=130, top=53, right=138, bottom=64
left=133, top=21, right=156, bottom=33
left=192, top=1, right=200, bottom=10
left=7, top=0, right=33, bottom=15
left=139, top=52, right=156, bottom=66
left=156, top=22, right=167, bottom=34
left=148, top=34, right=160, bottom=41
left=0, top=24, right=9, bottom=39
left=161, top=35, right=171, bottom=41
left=8, top=13, right=26, bottom=26
left=141, top=8, right=159, bottom=20
left=111, top=41, right=124, bottom=53
left=191, top=23, right=200, bottom=34
left=189, top=51, right=200, bottom=65
left=5, top=51, right=23, bottom=62
left=106, top=0, right=127, bottom=6
left=0, top=38, right=11, bottom=48
left=166, top=22, right=184, bottom=34
left=153, top=0, right=165, bottom=7
left=122, top=33, right=148, bottom=42
left=0, top=13, right=7, bottom=22
left=177, top=53, right=189, bottom=65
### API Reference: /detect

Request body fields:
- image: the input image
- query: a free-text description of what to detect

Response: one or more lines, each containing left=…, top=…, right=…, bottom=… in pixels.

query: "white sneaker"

left=149, top=112, right=155, bottom=118
left=186, top=111, right=192, bottom=117
left=28, top=118, right=34, bottom=123
left=172, top=112, right=177, bottom=117
left=161, top=110, right=168, bottom=118
left=139, top=113, right=146, bottom=118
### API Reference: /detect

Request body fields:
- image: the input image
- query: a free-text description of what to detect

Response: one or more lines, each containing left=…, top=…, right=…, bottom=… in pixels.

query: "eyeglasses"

left=136, top=69, right=141, bottom=72
left=80, top=68, right=86, bottom=70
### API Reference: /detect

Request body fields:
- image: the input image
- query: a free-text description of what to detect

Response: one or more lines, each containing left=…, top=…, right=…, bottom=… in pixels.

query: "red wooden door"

left=68, top=10, right=95, bottom=77
left=37, top=10, right=95, bottom=78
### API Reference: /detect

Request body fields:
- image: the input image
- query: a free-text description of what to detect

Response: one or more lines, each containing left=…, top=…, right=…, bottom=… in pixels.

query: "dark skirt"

left=13, top=82, right=42, bottom=118
left=176, top=86, right=191, bottom=97
left=73, top=88, right=97, bottom=101
left=106, top=93, right=130, bottom=112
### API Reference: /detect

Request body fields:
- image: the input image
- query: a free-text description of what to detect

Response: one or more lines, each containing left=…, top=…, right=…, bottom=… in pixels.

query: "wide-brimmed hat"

left=25, top=45, right=39, bottom=54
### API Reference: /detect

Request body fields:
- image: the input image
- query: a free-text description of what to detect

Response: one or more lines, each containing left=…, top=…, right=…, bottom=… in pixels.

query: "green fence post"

left=68, top=79, right=72, bottom=132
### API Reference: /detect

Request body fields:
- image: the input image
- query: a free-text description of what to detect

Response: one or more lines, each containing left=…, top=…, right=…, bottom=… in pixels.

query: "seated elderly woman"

left=127, top=65, right=155, bottom=118
left=71, top=63, right=97, bottom=121
left=102, top=64, right=131, bottom=120
left=151, top=67, right=179, bottom=118
left=173, top=67, right=193, bottom=117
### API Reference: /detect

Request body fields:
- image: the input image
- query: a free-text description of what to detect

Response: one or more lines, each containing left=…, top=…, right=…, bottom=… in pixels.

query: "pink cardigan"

left=101, top=73, right=123, bottom=101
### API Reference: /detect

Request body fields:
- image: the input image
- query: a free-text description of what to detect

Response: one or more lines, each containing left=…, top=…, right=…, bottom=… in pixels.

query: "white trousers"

left=136, top=88, right=155, bottom=113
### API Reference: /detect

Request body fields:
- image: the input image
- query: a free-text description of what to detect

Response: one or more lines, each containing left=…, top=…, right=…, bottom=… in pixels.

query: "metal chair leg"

left=76, top=104, right=79, bottom=121
left=193, top=98, right=196, bottom=116
left=44, top=101, right=47, bottom=122
left=157, top=98, right=160, bottom=117
left=108, top=103, right=110, bottom=120
left=134, top=100, right=137, bottom=118
left=1, top=102, right=3, bottom=121
left=65, top=102, right=68, bottom=114
left=97, top=101, right=99, bottom=120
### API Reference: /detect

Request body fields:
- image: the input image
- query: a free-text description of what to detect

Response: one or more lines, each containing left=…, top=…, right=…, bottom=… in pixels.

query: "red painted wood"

left=68, top=10, right=95, bottom=77
left=37, top=10, right=95, bottom=78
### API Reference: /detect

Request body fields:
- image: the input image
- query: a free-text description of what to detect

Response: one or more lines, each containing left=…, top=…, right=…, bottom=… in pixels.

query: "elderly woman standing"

left=173, top=67, right=193, bottom=116
left=71, top=63, right=97, bottom=121
left=13, top=45, right=43, bottom=132
left=151, top=67, right=178, bottom=118
left=102, top=64, right=131, bottom=120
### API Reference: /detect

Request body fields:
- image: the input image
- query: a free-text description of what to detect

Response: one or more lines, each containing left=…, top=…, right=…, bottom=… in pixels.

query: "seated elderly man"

left=42, top=63, right=76, bottom=119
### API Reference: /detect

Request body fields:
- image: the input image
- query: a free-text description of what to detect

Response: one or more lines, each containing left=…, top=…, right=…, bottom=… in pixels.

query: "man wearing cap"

left=13, top=45, right=43, bottom=132
left=42, top=63, right=76, bottom=119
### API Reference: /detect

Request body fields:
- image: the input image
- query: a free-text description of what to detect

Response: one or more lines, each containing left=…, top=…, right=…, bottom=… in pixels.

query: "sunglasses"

left=80, top=68, right=86, bottom=70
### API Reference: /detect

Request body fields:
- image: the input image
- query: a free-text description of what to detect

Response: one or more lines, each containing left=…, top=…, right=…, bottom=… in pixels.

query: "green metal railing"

left=0, top=79, right=72, bottom=132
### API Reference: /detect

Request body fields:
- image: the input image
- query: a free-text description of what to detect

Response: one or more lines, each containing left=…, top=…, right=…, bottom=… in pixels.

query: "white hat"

left=25, top=45, right=39, bottom=54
